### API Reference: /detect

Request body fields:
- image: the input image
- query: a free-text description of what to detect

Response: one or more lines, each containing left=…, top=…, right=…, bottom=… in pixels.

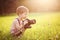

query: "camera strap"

left=16, top=18, right=20, bottom=25
left=16, top=18, right=24, bottom=26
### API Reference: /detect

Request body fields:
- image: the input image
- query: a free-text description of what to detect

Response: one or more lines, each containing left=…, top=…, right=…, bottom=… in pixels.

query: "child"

left=10, top=6, right=29, bottom=37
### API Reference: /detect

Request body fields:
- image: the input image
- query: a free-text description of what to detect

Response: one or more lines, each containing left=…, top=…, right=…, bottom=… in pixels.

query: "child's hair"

left=16, top=6, right=29, bottom=15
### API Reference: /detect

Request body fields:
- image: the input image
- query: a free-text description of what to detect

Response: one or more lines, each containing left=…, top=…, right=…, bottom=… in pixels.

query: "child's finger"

left=24, top=20, right=28, bottom=25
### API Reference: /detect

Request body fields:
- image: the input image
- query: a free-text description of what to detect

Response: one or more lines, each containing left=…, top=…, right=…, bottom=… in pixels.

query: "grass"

left=0, top=12, right=60, bottom=40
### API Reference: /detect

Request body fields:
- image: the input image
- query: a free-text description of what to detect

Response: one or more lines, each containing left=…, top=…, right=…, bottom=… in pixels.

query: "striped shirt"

left=10, top=18, right=26, bottom=36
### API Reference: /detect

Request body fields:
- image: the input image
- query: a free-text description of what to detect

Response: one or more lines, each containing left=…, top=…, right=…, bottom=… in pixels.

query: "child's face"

left=19, top=12, right=27, bottom=19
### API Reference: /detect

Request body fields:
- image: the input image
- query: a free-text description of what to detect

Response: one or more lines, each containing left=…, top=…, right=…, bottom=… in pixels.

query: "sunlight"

left=22, top=0, right=59, bottom=12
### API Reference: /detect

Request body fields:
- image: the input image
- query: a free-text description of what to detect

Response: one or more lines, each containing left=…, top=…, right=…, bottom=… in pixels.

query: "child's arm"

left=11, top=19, right=24, bottom=36
left=15, top=19, right=28, bottom=30
left=14, top=19, right=28, bottom=35
left=11, top=19, right=29, bottom=36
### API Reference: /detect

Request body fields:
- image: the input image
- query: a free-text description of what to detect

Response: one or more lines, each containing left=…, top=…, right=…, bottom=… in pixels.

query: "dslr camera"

left=24, top=19, right=36, bottom=29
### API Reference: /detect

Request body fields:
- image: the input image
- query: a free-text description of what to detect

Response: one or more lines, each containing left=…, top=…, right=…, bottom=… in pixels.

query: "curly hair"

left=16, top=6, right=29, bottom=15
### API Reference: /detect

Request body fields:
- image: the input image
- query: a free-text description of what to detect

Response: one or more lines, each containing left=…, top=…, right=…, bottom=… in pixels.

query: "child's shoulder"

left=13, top=18, right=18, bottom=23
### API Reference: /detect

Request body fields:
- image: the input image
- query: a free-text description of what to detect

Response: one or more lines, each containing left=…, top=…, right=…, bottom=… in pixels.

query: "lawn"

left=0, top=12, right=60, bottom=40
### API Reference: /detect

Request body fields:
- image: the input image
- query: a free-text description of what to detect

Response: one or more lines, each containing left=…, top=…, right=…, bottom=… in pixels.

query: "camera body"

left=24, top=19, right=36, bottom=29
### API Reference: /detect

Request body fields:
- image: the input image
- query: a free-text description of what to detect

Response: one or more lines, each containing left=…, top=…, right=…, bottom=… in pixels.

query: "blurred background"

left=0, top=0, right=60, bottom=15
left=0, top=0, right=60, bottom=40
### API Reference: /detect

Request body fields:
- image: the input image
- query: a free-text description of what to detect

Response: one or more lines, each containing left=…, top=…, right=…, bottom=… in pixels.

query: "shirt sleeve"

left=14, top=19, right=22, bottom=30
left=11, top=19, right=20, bottom=31
left=11, top=19, right=25, bottom=34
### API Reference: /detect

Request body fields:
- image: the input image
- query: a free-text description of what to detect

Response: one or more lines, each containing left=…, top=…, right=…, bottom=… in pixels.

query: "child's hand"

left=24, top=20, right=28, bottom=25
